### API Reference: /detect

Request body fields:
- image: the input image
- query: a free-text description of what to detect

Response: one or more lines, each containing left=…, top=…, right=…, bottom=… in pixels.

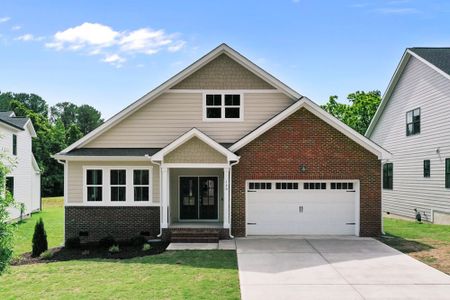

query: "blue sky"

left=1, top=0, right=449, bottom=118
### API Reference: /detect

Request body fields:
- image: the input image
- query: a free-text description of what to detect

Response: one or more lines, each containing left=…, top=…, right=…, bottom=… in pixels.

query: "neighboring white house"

left=366, top=47, right=450, bottom=224
left=0, top=111, right=41, bottom=221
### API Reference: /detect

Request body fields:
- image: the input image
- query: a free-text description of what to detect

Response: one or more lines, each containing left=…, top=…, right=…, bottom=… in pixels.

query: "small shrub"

left=32, top=218, right=48, bottom=257
left=40, top=250, right=53, bottom=260
left=131, top=235, right=147, bottom=247
left=108, top=245, right=120, bottom=253
left=142, top=243, right=152, bottom=251
left=65, top=237, right=81, bottom=249
left=99, top=235, right=116, bottom=248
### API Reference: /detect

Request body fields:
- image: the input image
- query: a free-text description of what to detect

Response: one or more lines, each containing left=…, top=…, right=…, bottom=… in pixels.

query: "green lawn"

left=382, top=217, right=450, bottom=274
left=0, top=251, right=239, bottom=300
left=13, top=197, right=64, bottom=256
left=3, top=197, right=240, bottom=299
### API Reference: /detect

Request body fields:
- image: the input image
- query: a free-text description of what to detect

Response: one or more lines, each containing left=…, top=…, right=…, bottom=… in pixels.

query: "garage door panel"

left=246, top=181, right=357, bottom=236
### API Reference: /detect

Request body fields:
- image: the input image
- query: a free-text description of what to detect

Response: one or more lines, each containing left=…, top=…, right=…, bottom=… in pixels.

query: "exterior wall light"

left=299, top=164, right=307, bottom=173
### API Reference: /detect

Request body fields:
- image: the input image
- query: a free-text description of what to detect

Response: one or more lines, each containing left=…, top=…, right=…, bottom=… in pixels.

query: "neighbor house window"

left=12, top=134, right=17, bottom=155
left=86, top=169, right=103, bottom=201
left=406, top=108, right=420, bottom=136
left=446, top=159, right=450, bottom=189
left=383, top=163, right=393, bottom=190
left=423, top=160, right=430, bottom=178
left=110, top=169, right=126, bottom=202
left=134, top=170, right=149, bottom=201
left=204, top=93, right=242, bottom=121
left=6, top=176, right=14, bottom=196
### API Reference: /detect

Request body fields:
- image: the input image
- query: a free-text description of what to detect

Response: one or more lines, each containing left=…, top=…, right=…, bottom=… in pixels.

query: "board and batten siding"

left=84, top=92, right=294, bottom=148
left=371, top=56, right=450, bottom=222
left=67, top=161, right=160, bottom=204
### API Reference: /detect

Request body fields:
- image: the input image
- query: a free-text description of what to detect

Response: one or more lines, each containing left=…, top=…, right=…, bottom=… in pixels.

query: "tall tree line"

left=0, top=92, right=103, bottom=196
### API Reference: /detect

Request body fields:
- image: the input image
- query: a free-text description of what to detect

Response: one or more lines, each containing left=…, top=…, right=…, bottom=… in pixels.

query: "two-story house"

left=0, top=111, right=41, bottom=221
left=54, top=44, right=390, bottom=243
left=366, top=47, right=450, bottom=225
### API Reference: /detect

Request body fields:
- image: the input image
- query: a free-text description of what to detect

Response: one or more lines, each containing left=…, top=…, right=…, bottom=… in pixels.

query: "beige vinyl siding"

left=172, top=54, right=275, bottom=90
left=371, top=56, right=450, bottom=221
left=67, top=161, right=160, bottom=204
left=165, top=137, right=227, bottom=163
left=169, top=168, right=224, bottom=223
left=85, top=92, right=294, bottom=148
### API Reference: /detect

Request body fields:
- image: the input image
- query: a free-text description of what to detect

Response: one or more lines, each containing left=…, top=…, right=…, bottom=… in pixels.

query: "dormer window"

left=204, top=93, right=243, bottom=121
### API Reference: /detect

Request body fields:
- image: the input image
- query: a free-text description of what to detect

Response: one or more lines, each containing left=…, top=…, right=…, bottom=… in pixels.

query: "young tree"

left=32, top=218, right=48, bottom=257
left=321, top=90, right=381, bottom=135
left=0, top=152, right=16, bottom=274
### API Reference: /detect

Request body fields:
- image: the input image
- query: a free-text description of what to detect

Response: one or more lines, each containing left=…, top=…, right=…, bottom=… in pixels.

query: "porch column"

left=161, top=166, right=169, bottom=228
left=223, top=167, right=230, bottom=229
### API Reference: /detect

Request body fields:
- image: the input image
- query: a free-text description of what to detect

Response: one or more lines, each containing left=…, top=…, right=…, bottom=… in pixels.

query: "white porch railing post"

left=161, top=166, right=169, bottom=228
left=223, top=167, right=230, bottom=229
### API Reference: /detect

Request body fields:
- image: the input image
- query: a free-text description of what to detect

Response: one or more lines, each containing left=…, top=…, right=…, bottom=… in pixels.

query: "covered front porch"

left=150, top=128, right=239, bottom=241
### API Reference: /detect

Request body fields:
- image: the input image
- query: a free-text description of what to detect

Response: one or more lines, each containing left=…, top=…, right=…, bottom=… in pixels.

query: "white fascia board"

left=365, top=50, right=411, bottom=137
left=151, top=128, right=239, bottom=162
left=57, top=43, right=301, bottom=155
left=25, top=119, right=37, bottom=138
left=52, top=154, right=150, bottom=161
left=230, top=97, right=391, bottom=160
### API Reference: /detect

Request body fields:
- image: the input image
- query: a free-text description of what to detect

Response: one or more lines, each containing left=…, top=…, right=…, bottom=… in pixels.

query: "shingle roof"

left=408, top=47, right=450, bottom=76
left=0, top=111, right=29, bottom=130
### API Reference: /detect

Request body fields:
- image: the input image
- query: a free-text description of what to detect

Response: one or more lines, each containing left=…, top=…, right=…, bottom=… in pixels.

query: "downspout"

left=146, top=154, right=163, bottom=238
left=56, top=159, right=66, bottom=245
left=228, top=160, right=240, bottom=238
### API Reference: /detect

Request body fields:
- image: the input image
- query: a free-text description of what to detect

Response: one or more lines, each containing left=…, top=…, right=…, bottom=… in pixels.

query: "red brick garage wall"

left=231, top=108, right=381, bottom=237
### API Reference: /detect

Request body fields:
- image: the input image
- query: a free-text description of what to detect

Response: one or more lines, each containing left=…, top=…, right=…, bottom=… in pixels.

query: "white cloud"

left=11, top=25, right=21, bottom=31
left=15, top=33, right=44, bottom=42
left=102, top=53, right=126, bottom=67
left=374, top=7, right=419, bottom=14
left=44, top=22, right=185, bottom=66
left=0, top=17, right=10, bottom=23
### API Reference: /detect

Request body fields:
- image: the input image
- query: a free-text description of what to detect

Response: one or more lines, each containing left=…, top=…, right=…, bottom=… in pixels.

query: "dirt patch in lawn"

left=12, top=241, right=169, bottom=266
left=381, top=236, right=450, bottom=275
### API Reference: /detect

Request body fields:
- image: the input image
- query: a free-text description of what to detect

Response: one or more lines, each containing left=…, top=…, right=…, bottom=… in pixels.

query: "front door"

left=179, top=176, right=218, bottom=220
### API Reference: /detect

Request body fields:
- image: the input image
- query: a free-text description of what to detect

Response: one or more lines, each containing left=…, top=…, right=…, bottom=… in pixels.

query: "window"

left=5, top=177, right=14, bottom=196
left=423, top=160, right=430, bottom=178
left=383, top=163, right=393, bottom=190
left=204, top=93, right=242, bottom=121
left=303, top=182, right=326, bottom=190
left=110, top=169, right=126, bottom=201
left=134, top=170, right=150, bottom=201
left=275, top=182, right=299, bottom=190
left=331, top=182, right=354, bottom=190
left=446, top=159, right=450, bottom=189
left=249, top=182, right=272, bottom=190
left=406, top=108, right=420, bottom=136
left=86, top=169, right=102, bottom=201
left=12, top=134, right=17, bottom=155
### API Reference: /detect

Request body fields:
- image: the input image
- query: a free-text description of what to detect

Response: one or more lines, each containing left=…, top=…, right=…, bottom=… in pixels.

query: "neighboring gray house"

left=0, top=111, right=41, bottom=221
left=366, top=47, right=450, bottom=224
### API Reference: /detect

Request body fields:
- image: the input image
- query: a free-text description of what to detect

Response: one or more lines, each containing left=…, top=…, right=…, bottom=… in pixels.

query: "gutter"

left=146, top=154, right=164, bottom=238
left=228, top=159, right=240, bottom=239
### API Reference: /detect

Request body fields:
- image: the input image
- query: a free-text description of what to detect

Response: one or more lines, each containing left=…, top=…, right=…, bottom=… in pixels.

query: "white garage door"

left=246, top=181, right=358, bottom=235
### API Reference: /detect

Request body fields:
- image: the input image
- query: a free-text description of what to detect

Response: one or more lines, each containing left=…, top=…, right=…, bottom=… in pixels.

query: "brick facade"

left=231, top=108, right=381, bottom=237
left=65, top=206, right=160, bottom=243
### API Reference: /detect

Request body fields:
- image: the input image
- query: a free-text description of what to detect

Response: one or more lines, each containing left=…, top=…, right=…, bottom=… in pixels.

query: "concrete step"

left=171, top=236, right=220, bottom=243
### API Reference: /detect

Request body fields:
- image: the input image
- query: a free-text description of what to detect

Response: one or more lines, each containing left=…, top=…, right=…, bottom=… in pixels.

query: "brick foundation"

left=65, top=206, right=160, bottom=243
left=231, top=108, right=381, bottom=237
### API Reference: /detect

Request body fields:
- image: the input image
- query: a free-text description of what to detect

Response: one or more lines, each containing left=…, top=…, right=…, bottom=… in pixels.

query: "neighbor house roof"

left=56, top=43, right=302, bottom=156
left=229, top=97, right=391, bottom=160
left=0, top=111, right=36, bottom=136
left=366, top=47, right=450, bottom=137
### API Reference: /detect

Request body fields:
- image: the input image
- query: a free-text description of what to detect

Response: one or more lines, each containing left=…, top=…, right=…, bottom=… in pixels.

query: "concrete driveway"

left=236, top=237, right=450, bottom=300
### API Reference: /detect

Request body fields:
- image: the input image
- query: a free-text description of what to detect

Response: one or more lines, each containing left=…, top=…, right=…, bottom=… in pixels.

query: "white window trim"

left=202, top=91, right=244, bottom=122
left=133, top=168, right=152, bottom=202
left=85, top=168, right=103, bottom=203
left=82, top=166, right=153, bottom=206
left=110, top=168, right=127, bottom=202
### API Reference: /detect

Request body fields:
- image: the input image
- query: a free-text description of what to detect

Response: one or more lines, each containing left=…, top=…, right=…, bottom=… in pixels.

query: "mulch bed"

left=12, top=241, right=169, bottom=266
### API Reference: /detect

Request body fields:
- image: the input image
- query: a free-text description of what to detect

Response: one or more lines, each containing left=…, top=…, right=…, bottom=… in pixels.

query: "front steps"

left=169, top=228, right=224, bottom=243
